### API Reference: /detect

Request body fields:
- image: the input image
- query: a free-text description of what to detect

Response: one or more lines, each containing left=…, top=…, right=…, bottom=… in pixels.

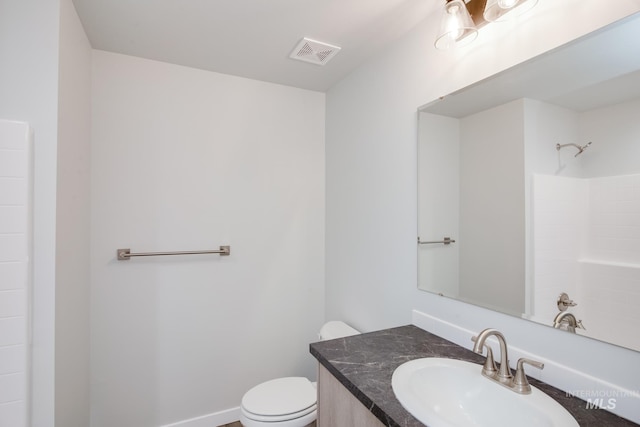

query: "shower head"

left=556, top=141, right=592, bottom=157
left=575, top=141, right=592, bottom=157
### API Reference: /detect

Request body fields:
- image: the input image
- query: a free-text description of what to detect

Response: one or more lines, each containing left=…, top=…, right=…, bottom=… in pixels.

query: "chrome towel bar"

left=417, top=237, right=455, bottom=245
left=117, top=245, right=230, bottom=261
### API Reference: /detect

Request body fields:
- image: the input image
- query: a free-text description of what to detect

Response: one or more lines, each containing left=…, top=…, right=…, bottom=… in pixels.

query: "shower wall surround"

left=531, top=175, right=586, bottom=325
left=530, top=95, right=640, bottom=350
left=0, top=119, right=31, bottom=427
left=533, top=173, right=640, bottom=351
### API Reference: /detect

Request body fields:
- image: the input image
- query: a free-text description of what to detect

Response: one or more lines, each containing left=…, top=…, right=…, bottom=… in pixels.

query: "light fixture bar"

left=435, top=0, right=538, bottom=49
left=464, top=0, right=490, bottom=28
left=484, top=0, right=539, bottom=22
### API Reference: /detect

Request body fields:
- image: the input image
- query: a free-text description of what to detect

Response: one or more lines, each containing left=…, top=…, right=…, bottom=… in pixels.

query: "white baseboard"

left=411, top=309, right=640, bottom=424
left=159, top=407, right=241, bottom=427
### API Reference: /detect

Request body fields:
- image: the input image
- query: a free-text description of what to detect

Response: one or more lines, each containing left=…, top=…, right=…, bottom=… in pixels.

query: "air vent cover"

left=289, top=38, right=341, bottom=66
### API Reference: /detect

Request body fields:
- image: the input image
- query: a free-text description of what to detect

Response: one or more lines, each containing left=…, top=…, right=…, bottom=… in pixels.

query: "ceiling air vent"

left=289, top=38, right=341, bottom=66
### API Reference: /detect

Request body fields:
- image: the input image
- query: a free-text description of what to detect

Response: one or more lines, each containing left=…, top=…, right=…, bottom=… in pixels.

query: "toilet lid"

left=242, top=377, right=317, bottom=417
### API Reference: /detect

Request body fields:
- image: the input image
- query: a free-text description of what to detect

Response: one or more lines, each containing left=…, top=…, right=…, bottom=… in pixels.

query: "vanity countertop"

left=309, top=324, right=638, bottom=427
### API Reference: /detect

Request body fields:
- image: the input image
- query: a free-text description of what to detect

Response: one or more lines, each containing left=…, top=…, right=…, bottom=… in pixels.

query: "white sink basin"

left=392, top=358, right=578, bottom=427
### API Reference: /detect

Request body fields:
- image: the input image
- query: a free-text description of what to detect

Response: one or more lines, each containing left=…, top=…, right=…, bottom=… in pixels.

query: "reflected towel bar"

left=417, top=237, right=455, bottom=245
left=117, top=246, right=230, bottom=261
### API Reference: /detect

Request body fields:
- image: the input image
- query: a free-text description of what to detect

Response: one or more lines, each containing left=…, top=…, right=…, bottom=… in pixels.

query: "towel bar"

left=417, top=237, right=455, bottom=245
left=117, top=246, right=230, bottom=260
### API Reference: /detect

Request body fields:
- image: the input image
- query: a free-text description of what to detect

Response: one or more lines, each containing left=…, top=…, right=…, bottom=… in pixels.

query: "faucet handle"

left=513, top=358, right=544, bottom=394
left=557, top=292, right=577, bottom=311
left=576, top=319, right=586, bottom=330
left=471, top=336, right=498, bottom=377
left=481, top=345, right=498, bottom=377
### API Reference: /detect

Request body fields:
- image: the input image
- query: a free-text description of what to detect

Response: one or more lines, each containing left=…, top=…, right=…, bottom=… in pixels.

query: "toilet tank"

left=319, top=321, right=360, bottom=340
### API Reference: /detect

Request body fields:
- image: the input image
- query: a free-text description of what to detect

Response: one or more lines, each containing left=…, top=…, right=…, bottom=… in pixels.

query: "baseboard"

left=411, top=309, right=640, bottom=424
left=159, top=406, right=241, bottom=427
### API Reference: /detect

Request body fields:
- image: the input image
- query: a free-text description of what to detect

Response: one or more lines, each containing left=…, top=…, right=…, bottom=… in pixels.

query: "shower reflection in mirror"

left=418, top=93, right=640, bottom=352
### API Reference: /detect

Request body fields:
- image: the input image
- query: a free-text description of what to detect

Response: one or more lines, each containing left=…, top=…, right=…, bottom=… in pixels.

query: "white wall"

left=55, top=0, right=92, bottom=425
left=0, top=120, right=32, bottom=427
left=90, top=51, right=325, bottom=427
left=417, top=112, right=459, bottom=297
left=525, top=100, right=582, bottom=178
left=325, top=0, right=640, bottom=422
left=580, top=97, right=640, bottom=178
left=458, top=100, right=525, bottom=314
left=0, top=1, right=61, bottom=425
left=418, top=100, right=526, bottom=314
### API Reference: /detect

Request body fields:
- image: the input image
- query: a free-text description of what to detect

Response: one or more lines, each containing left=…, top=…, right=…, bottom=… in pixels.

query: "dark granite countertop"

left=309, top=325, right=638, bottom=427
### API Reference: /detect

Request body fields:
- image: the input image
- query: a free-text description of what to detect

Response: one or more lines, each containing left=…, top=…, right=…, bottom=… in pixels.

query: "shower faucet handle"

left=557, top=292, right=577, bottom=311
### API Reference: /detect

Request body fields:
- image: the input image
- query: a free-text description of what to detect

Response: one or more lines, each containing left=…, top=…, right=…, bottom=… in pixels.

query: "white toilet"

left=239, top=321, right=360, bottom=427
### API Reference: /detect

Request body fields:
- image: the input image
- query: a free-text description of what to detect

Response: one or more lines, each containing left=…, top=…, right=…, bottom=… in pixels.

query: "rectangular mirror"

left=417, top=13, right=640, bottom=352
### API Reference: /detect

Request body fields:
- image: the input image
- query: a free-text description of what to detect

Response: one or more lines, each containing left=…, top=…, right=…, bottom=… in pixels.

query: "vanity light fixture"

left=435, top=0, right=538, bottom=49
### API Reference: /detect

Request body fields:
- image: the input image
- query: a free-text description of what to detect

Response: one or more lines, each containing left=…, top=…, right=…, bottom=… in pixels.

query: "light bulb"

left=446, top=3, right=461, bottom=14
left=484, top=0, right=537, bottom=22
left=498, top=0, right=519, bottom=9
left=445, top=5, right=464, bottom=40
left=435, top=0, right=478, bottom=50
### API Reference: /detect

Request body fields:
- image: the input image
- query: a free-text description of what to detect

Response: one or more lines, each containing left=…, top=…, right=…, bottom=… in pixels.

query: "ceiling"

left=72, top=0, right=436, bottom=92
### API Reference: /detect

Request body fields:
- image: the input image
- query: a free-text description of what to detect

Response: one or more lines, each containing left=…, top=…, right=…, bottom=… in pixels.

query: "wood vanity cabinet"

left=317, top=364, right=385, bottom=427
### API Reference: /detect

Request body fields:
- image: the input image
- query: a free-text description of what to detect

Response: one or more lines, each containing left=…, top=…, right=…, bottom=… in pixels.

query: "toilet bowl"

left=239, top=321, right=359, bottom=427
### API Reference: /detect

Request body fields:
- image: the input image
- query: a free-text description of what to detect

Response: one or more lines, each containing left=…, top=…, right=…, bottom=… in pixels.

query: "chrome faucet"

left=472, top=328, right=544, bottom=394
left=472, top=328, right=512, bottom=383
left=553, top=312, right=585, bottom=333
